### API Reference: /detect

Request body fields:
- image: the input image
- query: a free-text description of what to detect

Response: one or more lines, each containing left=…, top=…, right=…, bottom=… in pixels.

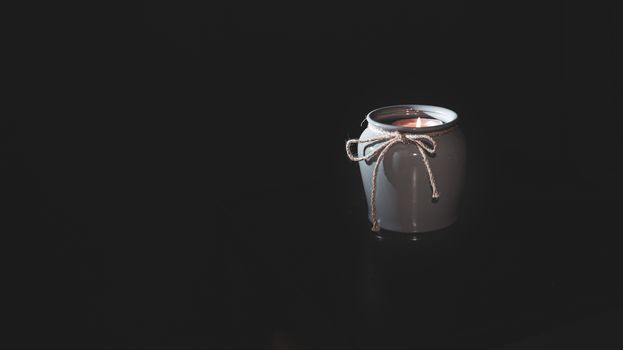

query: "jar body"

left=357, top=110, right=466, bottom=233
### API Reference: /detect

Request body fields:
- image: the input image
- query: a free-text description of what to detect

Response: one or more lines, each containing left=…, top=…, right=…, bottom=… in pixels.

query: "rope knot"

left=397, top=133, right=409, bottom=144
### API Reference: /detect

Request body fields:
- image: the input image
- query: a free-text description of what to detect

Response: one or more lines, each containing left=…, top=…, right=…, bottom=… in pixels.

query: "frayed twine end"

left=371, top=221, right=381, bottom=232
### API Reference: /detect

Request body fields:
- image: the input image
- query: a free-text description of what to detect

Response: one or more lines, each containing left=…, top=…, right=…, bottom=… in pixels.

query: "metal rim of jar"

left=366, top=104, right=458, bottom=134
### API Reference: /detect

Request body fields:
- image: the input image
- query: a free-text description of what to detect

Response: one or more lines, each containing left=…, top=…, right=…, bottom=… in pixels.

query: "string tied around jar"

left=346, top=124, right=441, bottom=232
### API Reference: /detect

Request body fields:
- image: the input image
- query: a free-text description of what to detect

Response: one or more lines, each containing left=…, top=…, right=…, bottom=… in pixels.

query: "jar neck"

left=366, top=104, right=458, bottom=134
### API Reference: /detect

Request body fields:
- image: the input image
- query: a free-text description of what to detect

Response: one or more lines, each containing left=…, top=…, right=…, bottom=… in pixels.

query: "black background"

left=5, top=1, right=623, bottom=349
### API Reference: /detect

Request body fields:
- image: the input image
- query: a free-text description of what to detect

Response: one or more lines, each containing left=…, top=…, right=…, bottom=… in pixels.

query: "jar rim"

left=366, top=104, right=458, bottom=133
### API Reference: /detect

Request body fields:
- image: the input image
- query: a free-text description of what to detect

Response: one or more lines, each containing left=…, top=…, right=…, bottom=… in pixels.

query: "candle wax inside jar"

left=392, top=117, right=443, bottom=128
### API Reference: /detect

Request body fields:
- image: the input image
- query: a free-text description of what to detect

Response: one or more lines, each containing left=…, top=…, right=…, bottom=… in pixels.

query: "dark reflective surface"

left=219, top=180, right=623, bottom=349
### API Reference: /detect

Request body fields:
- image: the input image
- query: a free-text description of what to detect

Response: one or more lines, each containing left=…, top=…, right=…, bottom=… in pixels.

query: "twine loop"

left=346, top=124, right=442, bottom=232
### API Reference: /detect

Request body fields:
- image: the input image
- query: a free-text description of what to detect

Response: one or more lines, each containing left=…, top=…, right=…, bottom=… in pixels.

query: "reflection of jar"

left=352, top=105, right=465, bottom=233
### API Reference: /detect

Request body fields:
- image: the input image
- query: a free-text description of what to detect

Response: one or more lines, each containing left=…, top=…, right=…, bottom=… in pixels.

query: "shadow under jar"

left=356, top=105, right=465, bottom=233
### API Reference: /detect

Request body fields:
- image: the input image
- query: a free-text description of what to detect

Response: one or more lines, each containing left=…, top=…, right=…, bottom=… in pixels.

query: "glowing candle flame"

left=391, top=117, right=443, bottom=127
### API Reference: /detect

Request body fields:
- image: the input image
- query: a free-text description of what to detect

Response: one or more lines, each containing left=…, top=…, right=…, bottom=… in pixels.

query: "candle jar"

left=352, top=105, right=465, bottom=233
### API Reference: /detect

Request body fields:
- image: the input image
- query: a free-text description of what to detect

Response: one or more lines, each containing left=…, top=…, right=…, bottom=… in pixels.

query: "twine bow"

left=346, top=124, right=439, bottom=232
